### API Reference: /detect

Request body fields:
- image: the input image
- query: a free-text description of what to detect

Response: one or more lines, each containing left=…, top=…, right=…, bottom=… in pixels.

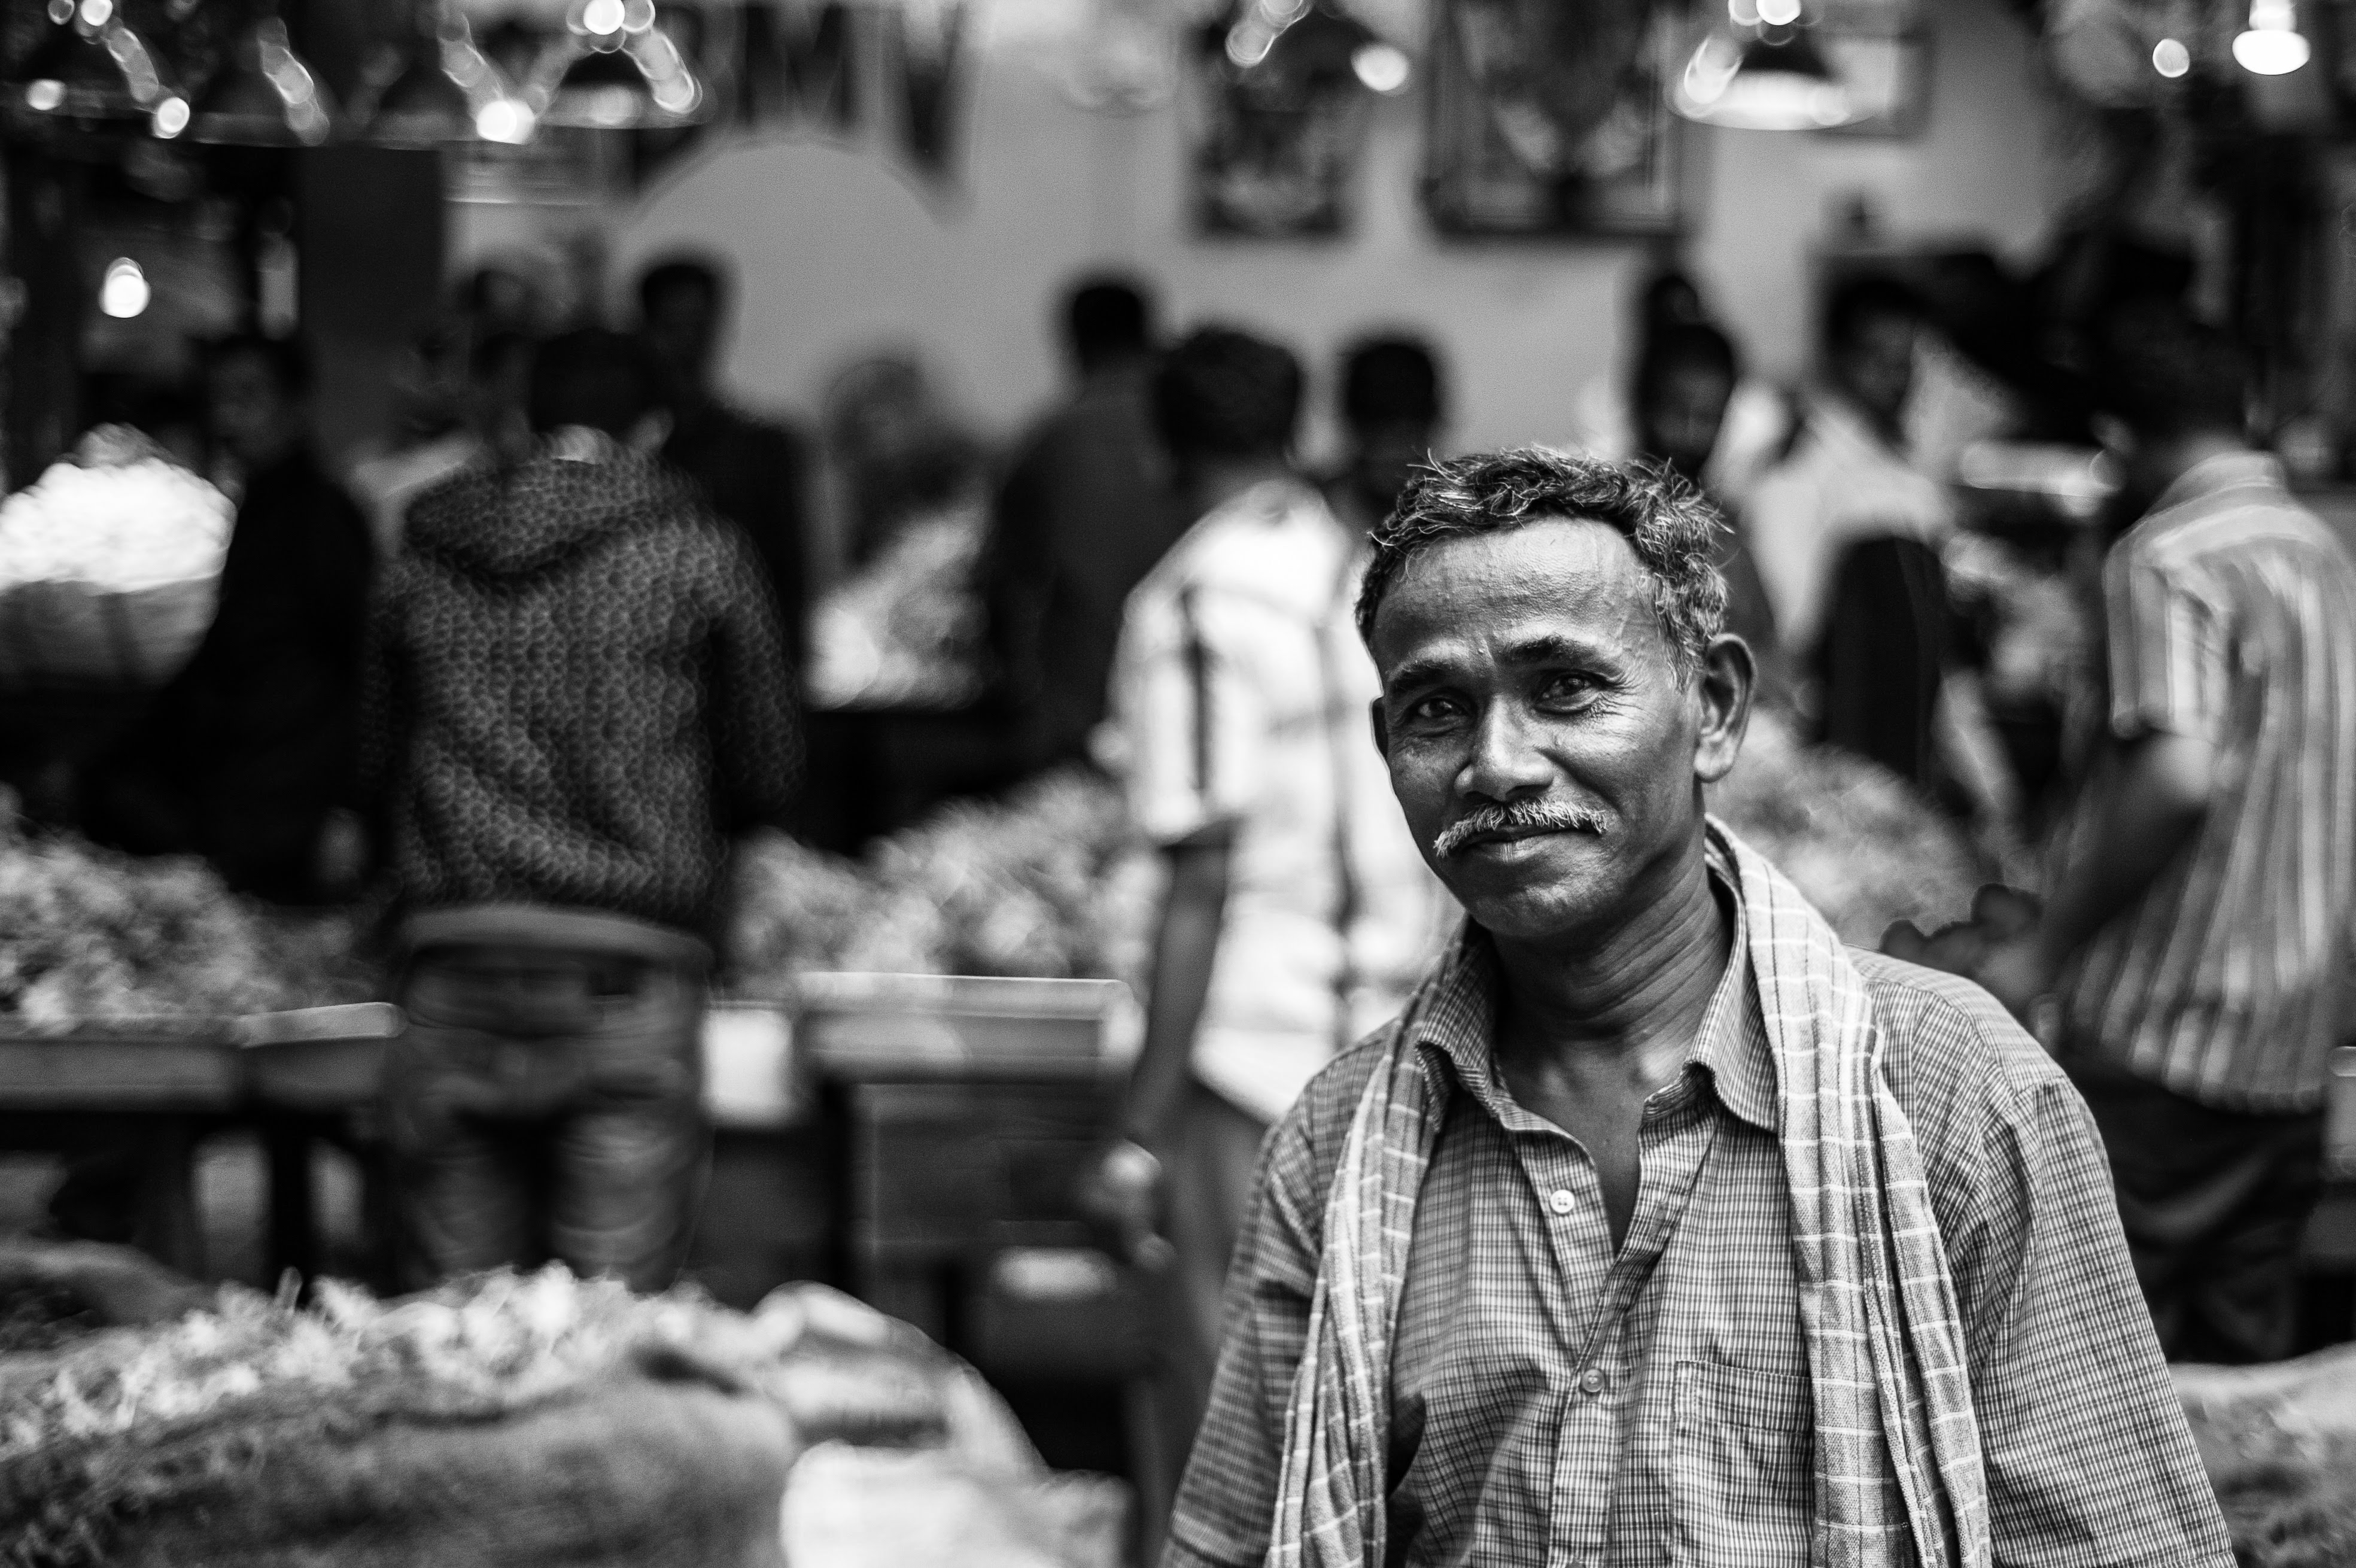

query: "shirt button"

left=1578, top=1366, right=1608, bottom=1397
left=1547, top=1188, right=1576, bottom=1215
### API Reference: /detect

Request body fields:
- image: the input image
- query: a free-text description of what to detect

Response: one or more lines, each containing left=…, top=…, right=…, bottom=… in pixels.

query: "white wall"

left=453, top=0, right=2072, bottom=455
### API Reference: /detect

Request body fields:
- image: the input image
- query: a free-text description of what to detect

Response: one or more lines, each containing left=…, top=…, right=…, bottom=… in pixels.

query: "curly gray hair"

left=1354, top=447, right=1729, bottom=680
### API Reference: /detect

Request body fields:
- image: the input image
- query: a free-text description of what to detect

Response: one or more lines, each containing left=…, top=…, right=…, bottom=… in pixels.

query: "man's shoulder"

left=1853, top=948, right=2073, bottom=1151
left=2129, top=481, right=2346, bottom=576
left=1257, top=1025, right=1400, bottom=1209
left=1135, top=487, right=1342, bottom=613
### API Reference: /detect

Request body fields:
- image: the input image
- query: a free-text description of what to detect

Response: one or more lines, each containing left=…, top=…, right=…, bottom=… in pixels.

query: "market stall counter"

left=0, top=1023, right=242, bottom=1275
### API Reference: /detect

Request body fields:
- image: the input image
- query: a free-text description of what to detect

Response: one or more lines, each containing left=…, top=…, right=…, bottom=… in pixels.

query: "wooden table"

left=0, top=1027, right=242, bottom=1275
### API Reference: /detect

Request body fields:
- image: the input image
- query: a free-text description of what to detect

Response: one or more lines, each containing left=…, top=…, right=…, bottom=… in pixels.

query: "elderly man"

left=1165, top=449, right=2229, bottom=1568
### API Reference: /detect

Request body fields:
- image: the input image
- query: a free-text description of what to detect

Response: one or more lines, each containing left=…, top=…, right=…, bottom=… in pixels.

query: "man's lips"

left=1457, top=823, right=1564, bottom=848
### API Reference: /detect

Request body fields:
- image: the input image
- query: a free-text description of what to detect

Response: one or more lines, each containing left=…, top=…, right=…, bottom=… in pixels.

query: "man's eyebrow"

left=1498, top=631, right=1622, bottom=668
left=1382, top=631, right=1624, bottom=694
left=1382, top=654, right=1457, bottom=693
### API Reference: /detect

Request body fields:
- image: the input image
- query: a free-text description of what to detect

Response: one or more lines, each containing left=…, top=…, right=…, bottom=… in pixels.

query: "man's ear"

left=1368, top=699, right=1390, bottom=760
left=1692, top=633, right=1754, bottom=786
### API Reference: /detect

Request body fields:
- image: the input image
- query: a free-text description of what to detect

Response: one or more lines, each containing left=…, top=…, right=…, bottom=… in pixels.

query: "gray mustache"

left=1433, top=798, right=1609, bottom=859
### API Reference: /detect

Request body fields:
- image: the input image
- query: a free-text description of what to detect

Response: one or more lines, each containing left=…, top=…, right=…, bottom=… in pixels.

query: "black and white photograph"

left=1, top=1, right=2354, bottom=1565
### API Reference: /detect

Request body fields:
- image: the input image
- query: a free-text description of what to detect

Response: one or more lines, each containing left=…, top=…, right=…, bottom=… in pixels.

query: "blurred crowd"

left=35, top=233, right=2356, bottom=1475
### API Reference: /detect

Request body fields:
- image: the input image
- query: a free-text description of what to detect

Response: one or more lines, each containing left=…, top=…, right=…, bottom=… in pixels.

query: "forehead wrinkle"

left=1372, top=516, right=1665, bottom=670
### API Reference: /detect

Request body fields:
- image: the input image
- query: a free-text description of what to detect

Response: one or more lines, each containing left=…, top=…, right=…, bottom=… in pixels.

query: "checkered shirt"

left=1165, top=873, right=2231, bottom=1568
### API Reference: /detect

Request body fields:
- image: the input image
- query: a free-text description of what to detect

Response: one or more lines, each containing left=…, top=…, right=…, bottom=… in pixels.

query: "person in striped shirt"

left=1981, top=308, right=2356, bottom=1363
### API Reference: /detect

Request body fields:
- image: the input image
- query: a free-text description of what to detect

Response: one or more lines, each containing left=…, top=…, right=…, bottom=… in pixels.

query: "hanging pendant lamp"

left=2233, top=0, right=2311, bottom=74
left=355, top=2, right=536, bottom=148
left=7, top=0, right=190, bottom=138
left=1670, top=1, right=1855, bottom=130
left=528, top=0, right=710, bottom=130
left=189, top=13, right=335, bottom=146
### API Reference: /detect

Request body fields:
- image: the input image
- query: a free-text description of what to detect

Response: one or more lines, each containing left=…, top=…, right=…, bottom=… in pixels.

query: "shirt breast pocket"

left=1668, top=1359, right=1814, bottom=1568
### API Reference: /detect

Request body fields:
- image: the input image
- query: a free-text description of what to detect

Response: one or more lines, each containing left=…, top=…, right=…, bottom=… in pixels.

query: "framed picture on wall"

left=1421, top=0, right=1688, bottom=239
left=1185, top=9, right=1378, bottom=239
left=1815, top=0, right=1931, bottom=139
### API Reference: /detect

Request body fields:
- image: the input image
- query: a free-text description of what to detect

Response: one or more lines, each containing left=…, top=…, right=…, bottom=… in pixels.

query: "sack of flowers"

left=2176, top=1345, right=2356, bottom=1568
left=0, top=1271, right=795, bottom=1568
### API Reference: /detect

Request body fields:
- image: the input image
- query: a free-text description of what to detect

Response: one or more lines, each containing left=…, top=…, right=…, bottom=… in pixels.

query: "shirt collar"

left=1409, top=850, right=1775, bottom=1137
left=543, top=426, right=634, bottom=466
left=2146, top=449, right=2288, bottom=516
left=1803, top=389, right=1907, bottom=463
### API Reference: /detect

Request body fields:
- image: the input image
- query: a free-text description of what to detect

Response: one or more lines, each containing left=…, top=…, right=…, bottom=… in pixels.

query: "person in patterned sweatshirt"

left=360, top=328, right=801, bottom=1291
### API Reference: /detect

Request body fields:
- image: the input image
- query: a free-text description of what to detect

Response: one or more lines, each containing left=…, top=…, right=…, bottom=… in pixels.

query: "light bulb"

left=99, top=257, right=149, bottom=319
left=476, top=97, right=536, bottom=144
left=1351, top=42, right=1410, bottom=94
left=2235, top=0, right=2311, bottom=74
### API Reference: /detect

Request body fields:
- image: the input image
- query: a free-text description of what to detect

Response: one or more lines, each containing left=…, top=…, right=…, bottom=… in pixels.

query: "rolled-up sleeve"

left=1925, top=1019, right=2235, bottom=1566
left=2105, top=547, right=2229, bottom=746
left=1163, top=1111, right=1323, bottom=1568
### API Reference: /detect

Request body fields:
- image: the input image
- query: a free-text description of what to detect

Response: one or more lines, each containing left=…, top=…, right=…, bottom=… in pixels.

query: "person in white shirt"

left=1744, top=275, right=1953, bottom=655
left=1573, top=268, right=1792, bottom=509
left=1090, top=325, right=1450, bottom=1492
left=1746, top=276, right=2017, bottom=819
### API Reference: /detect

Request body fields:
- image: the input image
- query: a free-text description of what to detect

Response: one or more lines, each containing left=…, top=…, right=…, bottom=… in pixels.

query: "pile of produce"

left=0, top=430, right=230, bottom=595
left=0, top=427, right=233, bottom=689
left=1709, top=713, right=1985, bottom=947
left=0, top=793, right=373, bottom=1032
left=805, top=509, right=992, bottom=711
left=728, top=768, right=1154, bottom=990
left=0, top=1266, right=1115, bottom=1568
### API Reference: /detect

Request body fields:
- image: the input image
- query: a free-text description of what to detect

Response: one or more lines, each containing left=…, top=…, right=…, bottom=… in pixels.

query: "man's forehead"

left=1372, top=516, right=1658, bottom=666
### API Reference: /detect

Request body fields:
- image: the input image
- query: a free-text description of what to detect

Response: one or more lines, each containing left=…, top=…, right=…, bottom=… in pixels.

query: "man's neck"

left=1187, top=456, right=1293, bottom=518
left=2144, top=431, right=2248, bottom=501
left=1488, top=837, right=1730, bottom=1086
left=1824, top=385, right=1906, bottom=452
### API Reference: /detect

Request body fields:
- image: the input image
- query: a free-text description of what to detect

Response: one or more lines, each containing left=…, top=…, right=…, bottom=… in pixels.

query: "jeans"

left=387, top=942, right=707, bottom=1293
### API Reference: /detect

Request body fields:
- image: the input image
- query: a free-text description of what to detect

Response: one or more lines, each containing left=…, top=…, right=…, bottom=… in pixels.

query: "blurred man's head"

left=1823, top=275, right=1923, bottom=438
left=2095, top=303, right=2248, bottom=510
left=1633, top=322, right=1738, bottom=485
left=1637, top=269, right=1707, bottom=339
left=1064, top=276, right=1156, bottom=378
left=203, top=333, right=311, bottom=473
left=1152, top=326, right=1302, bottom=499
left=1340, top=335, right=1445, bottom=521
left=637, top=255, right=728, bottom=405
left=528, top=329, right=659, bottom=444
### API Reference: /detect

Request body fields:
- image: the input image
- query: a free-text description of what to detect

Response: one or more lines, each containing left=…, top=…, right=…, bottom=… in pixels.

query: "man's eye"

left=1539, top=674, right=1599, bottom=706
left=1403, top=695, right=1461, bottom=726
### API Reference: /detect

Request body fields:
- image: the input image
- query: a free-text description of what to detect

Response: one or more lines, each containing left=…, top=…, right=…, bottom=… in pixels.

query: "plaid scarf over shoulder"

left=1266, top=823, right=1991, bottom=1568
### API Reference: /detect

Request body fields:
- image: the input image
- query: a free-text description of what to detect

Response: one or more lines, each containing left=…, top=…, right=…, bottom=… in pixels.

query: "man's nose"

left=1460, top=701, right=1554, bottom=801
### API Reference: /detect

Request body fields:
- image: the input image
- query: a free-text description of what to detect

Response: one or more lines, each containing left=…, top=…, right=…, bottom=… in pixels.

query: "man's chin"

left=1439, top=835, right=1616, bottom=937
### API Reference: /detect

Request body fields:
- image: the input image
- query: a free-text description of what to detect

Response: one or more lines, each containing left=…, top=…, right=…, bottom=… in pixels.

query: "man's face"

left=642, top=285, right=719, bottom=401
left=1830, top=310, right=1917, bottom=429
left=1369, top=516, right=1750, bottom=946
left=1637, top=366, right=1732, bottom=482
left=1349, top=416, right=1437, bottom=516
left=206, top=354, right=296, bottom=470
